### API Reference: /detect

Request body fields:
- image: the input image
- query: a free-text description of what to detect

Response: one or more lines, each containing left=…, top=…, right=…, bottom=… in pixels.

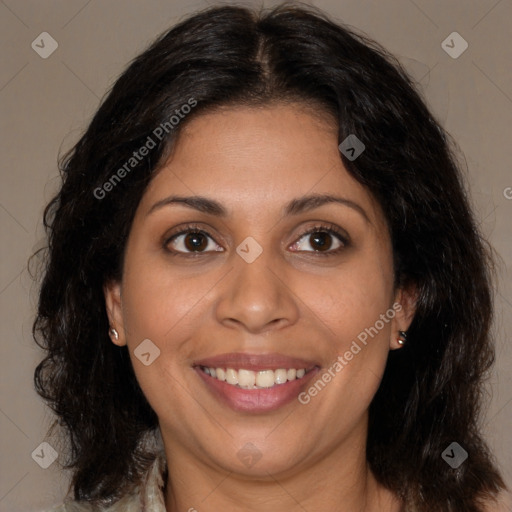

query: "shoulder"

left=481, top=489, right=512, bottom=512
left=46, top=450, right=167, bottom=512
left=46, top=503, right=94, bottom=512
left=47, top=492, right=141, bottom=511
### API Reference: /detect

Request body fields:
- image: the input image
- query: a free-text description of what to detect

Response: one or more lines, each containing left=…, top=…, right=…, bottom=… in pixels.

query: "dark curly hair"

left=33, top=3, right=506, bottom=511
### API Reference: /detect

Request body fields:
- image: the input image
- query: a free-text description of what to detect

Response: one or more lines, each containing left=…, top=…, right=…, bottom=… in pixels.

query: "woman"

left=33, top=3, right=509, bottom=511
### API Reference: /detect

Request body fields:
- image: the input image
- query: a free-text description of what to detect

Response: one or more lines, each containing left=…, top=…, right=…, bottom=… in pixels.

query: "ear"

left=390, top=284, right=417, bottom=350
left=104, top=280, right=126, bottom=346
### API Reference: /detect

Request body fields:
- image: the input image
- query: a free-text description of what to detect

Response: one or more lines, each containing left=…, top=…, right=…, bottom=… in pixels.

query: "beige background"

left=0, top=0, right=511, bottom=510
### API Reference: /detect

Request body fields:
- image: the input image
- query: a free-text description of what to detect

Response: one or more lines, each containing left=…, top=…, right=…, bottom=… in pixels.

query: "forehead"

left=139, top=103, right=386, bottom=230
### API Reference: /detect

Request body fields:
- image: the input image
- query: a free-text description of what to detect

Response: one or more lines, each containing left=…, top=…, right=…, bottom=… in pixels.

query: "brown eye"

left=289, top=225, right=348, bottom=255
left=183, top=232, right=208, bottom=251
left=309, top=232, right=333, bottom=251
left=165, top=228, right=223, bottom=254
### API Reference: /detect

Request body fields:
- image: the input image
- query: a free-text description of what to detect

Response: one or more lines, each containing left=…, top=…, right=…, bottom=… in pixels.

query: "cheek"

left=296, top=248, right=395, bottom=424
left=300, top=247, right=394, bottom=350
left=120, top=250, right=218, bottom=343
left=119, top=254, right=227, bottom=412
left=300, top=248, right=394, bottom=414
left=119, top=262, right=202, bottom=419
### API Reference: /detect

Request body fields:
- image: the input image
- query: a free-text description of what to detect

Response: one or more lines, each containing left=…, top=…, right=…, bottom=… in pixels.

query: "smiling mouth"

left=199, top=366, right=313, bottom=389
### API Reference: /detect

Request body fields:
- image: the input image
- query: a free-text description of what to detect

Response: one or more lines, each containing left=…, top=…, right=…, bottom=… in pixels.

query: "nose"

left=214, top=248, right=300, bottom=335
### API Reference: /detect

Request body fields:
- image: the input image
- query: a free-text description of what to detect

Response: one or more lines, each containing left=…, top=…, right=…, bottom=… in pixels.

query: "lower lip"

left=195, top=367, right=320, bottom=413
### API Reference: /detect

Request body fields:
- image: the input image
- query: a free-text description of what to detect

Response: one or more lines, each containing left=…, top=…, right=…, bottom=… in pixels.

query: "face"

left=105, top=103, right=414, bottom=479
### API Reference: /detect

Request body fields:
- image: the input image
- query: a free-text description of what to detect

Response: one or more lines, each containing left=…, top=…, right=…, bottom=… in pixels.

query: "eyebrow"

left=147, top=193, right=370, bottom=223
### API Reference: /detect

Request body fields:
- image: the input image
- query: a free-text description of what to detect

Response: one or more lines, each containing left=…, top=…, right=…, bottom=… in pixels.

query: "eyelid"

left=163, top=223, right=223, bottom=254
left=163, top=222, right=350, bottom=256
left=289, top=223, right=350, bottom=256
left=296, top=223, right=350, bottom=244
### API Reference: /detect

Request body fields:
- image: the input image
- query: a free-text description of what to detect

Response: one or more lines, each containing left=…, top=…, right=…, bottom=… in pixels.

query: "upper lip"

left=193, top=352, right=319, bottom=371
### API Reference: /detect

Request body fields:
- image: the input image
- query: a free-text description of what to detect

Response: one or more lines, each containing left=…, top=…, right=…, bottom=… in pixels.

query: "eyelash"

left=164, top=222, right=350, bottom=257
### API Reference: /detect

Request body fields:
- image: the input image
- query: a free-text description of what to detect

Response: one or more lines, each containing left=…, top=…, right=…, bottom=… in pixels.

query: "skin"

left=105, top=103, right=416, bottom=512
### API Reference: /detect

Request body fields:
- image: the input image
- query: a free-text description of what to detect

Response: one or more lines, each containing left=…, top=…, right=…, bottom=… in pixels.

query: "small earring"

left=397, top=330, right=407, bottom=346
left=110, top=327, right=119, bottom=340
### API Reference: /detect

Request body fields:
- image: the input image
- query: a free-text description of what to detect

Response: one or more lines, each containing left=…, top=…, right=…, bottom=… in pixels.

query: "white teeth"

left=238, top=369, right=256, bottom=388
left=201, top=366, right=309, bottom=389
left=255, top=370, right=275, bottom=388
left=274, top=369, right=288, bottom=384
left=225, top=368, right=238, bottom=385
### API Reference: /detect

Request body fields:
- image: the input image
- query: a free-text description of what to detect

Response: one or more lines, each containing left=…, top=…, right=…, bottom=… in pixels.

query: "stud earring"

left=110, top=327, right=119, bottom=340
left=397, top=330, right=407, bottom=346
